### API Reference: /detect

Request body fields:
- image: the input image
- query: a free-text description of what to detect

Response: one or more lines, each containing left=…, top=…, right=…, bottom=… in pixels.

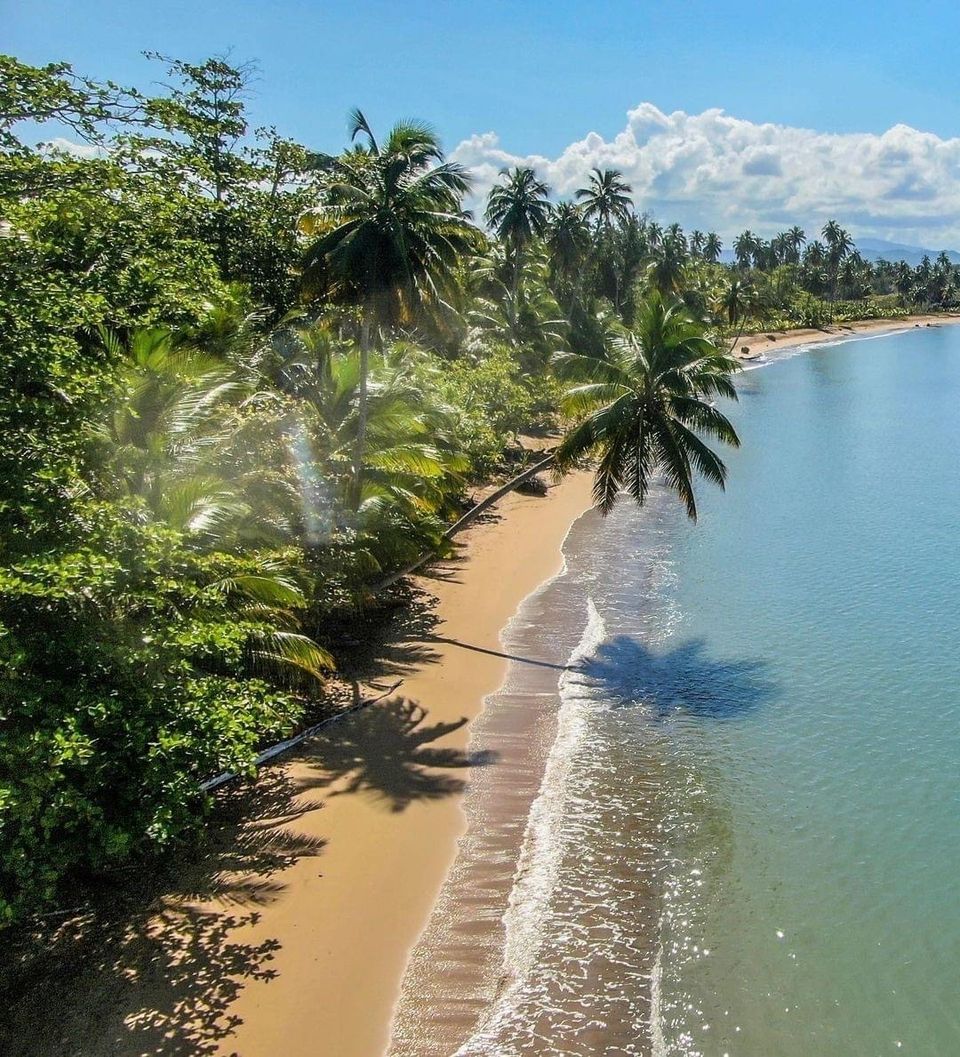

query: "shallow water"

left=393, top=325, right=960, bottom=1056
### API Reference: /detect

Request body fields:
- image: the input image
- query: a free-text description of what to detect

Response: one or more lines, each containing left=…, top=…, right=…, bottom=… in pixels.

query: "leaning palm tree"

left=720, top=277, right=756, bottom=351
left=554, top=291, right=741, bottom=518
left=300, top=110, right=481, bottom=503
left=484, top=166, right=551, bottom=319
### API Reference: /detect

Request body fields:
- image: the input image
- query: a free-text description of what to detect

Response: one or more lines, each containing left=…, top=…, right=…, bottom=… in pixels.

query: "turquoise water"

left=394, top=325, right=960, bottom=1057
left=606, top=327, right=960, bottom=1055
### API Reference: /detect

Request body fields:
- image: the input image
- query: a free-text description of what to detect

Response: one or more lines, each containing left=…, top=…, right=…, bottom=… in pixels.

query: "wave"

left=453, top=599, right=607, bottom=1054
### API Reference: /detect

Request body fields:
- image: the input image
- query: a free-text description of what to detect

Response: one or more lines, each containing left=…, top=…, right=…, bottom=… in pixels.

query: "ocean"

left=390, top=324, right=960, bottom=1056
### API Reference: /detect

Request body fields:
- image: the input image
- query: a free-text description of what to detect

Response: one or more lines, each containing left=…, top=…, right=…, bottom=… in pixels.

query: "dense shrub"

left=0, top=505, right=307, bottom=922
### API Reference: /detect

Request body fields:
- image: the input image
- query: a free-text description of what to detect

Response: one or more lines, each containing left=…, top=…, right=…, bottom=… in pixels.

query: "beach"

left=9, top=315, right=960, bottom=1057
left=192, top=470, right=596, bottom=1057
left=731, top=311, right=960, bottom=360
left=2, top=468, right=594, bottom=1057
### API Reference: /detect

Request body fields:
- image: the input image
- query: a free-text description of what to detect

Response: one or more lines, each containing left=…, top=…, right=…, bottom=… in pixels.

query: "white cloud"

left=42, top=137, right=104, bottom=160
left=451, top=103, right=960, bottom=249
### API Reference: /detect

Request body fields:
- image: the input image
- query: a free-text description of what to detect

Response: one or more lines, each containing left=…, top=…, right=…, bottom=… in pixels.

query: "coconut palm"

left=546, top=200, right=590, bottom=304
left=554, top=291, right=741, bottom=518
left=719, top=278, right=756, bottom=351
left=95, top=328, right=334, bottom=680
left=822, top=220, right=853, bottom=305
left=703, top=232, right=722, bottom=263
left=785, top=226, right=806, bottom=263
left=647, top=235, right=688, bottom=296
left=300, top=110, right=480, bottom=503
left=484, top=166, right=551, bottom=319
left=733, top=230, right=759, bottom=269
left=894, top=261, right=915, bottom=306
left=575, top=168, right=633, bottom=231
left=278, top=324, right=470, bottom=522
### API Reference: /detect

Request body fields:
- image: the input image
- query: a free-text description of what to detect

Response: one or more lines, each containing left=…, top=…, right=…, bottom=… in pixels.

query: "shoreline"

left=730, top=311, right=960, bottom=361
left=10, top=317, right=955, bottom=1056
left=219, top=468, right=597, bottom=1057
left=0, top=468, right=595, bottom=1057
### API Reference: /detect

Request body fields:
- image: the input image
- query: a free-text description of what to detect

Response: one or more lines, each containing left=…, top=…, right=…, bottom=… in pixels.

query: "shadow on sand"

left=0, top=692, right=490, bottom=1057
left=300, top=696, right=496, bottom=812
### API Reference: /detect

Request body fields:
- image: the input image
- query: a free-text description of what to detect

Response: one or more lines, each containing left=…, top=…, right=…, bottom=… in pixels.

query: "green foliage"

left=0, top=506, right=309, bottom=922
left=2, top=49, right=945, bottom=929
left=438, top=345, right=558, bottom=469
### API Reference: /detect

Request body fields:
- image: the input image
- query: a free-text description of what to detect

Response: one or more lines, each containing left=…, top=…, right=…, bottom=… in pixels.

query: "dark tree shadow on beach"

left=334, top=584, right=443, bottom=683
left=0, top=770, right=328, bottom=1057
left=300, top=697, right=497, bottom=812
left=580, top=635, right=777, bottom=720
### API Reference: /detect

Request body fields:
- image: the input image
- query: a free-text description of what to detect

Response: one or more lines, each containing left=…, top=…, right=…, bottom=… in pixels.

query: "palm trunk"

left=509, top=244, right=524, bottom=332
left=728, top=316, right=746, bottom=356
left=372, top=451, right=557, bottom=592
left=352, top=301, right=373, bottom=508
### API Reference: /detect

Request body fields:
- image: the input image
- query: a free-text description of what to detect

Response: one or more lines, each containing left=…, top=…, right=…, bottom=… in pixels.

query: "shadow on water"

left=0, top=693, right=489, bottom=1057
left=581, top=635, right=777, bottom=720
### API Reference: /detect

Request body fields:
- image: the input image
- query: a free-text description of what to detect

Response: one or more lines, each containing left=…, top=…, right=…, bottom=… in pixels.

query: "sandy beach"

left=731, top=312, right=960, bottom=360
left=199, top=471, right=596, bottom=1057
left=2, top=469, right=594, bottom=1057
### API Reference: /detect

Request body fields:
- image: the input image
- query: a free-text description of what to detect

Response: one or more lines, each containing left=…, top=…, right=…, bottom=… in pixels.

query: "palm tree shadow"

left=580, top=635, right=777, bottom=719
left=0, top=771, right=327, bottom=1057
left=300, top=697, right=497, bottom=812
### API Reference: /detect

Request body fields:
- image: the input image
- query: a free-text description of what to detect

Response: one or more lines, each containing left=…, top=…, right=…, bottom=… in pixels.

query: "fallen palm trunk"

left=200, top=679, right=403, bottom=792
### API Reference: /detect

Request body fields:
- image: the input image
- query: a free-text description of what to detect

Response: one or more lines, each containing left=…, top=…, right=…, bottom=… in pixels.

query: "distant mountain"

left=853, top=238, right=960, bottom=267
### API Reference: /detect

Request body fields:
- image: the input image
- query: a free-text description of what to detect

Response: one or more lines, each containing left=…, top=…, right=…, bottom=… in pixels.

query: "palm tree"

left=785, top=226, right=806, bottom=264
left=821, top=220, right=853, bottom=305
left=300, top=110, right=480, bottom=503
left=484, top=166, right=551, bottom=322
left=720, top=278, right=756, bottom=351
left=894, top=261, right=915, bottom=306
left=576, top=168, right=633, bottom=310
left=546, top=200, right=590, bottom=305
left=703, top=232, right=722, bottom=263
left=733, top=230, right=758, bottom=269
left=690, top=230, right=706, bottom=257
left=575, top=168, right=633, bottom=232
left=554, top=291, right=741, bottom=518
left=647, top=235, right=688, bottom=296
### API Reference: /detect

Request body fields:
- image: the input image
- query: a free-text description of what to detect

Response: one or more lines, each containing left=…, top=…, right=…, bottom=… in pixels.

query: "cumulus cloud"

left=451, top=103, right=960, bottom=248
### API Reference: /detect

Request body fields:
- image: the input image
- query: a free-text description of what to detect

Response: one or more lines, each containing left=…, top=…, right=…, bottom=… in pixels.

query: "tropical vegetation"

left=0, top=51, right=950, bottom=924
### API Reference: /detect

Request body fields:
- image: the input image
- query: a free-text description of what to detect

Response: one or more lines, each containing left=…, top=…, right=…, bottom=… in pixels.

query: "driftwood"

left=373, top=450, right=558, bottom=592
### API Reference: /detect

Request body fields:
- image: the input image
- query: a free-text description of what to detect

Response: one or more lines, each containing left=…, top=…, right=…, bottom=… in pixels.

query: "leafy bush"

left=438, top=345, right=559, bottom=470
left=0, top=505, right=309, bottom=922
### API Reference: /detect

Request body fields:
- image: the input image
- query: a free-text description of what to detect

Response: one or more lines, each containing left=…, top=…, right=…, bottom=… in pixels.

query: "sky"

left=8, top=0, right=960, bottom=247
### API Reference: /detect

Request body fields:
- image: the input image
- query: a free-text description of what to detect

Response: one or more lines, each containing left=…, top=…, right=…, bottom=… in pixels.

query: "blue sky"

left=8, top=1, right=960, bottom=245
